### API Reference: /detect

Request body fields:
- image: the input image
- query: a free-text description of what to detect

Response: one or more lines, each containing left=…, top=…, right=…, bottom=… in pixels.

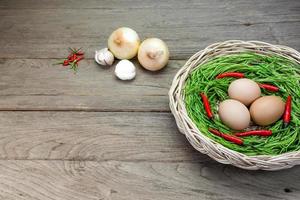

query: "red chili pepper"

left=209, top=128, right=243, bottom=145
left=283, top=95, right=292, bottom=126
left=54, top=48, right=84, bottom=73
left=63, top=60, right=69, bottom=66
left=200, top=93, right=213, bottom=119
left=74, top=56, right=84, bottom=63
left=68, top=54, right=77, bottom=62
left=235, top=130, right=272, bottom=137
left=75, top=51, right=84, bottom=56
left=216, top=72, right=245, bottom=79
left=67, top=53, right=73, bottom=60
left=258, top=83, right=279, bottom=92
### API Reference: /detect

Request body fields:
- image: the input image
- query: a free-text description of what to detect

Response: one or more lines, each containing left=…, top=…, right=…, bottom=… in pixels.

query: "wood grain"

left=0, top=58, right=182, bottom=111
left=0, top=0, right=299, bottom=11
left=0, top=160, right=299, bottom=200
left=1, top=0, right=300, bottom=199
left=0, top=111, right=205, bottom=162
left=0, top=0, right=299, bottom=59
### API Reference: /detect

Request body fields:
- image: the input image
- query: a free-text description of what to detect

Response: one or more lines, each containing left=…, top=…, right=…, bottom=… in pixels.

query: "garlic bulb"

left=115, top=60, right=136, bottom=80
left=108, top=27, right=140, bottom=59
left=95, top=48, right=114, bottom=66
left=138, top=38, right=169, bottom=71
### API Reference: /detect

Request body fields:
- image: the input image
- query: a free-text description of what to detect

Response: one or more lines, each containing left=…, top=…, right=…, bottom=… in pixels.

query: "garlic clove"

left=115, top=60, right=136, bottom=80
left=95, top=48, right=115, bottom=66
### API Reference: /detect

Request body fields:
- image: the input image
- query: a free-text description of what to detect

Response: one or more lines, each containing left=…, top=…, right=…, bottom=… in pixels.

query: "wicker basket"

left=169, top=40, right=300, bottom=170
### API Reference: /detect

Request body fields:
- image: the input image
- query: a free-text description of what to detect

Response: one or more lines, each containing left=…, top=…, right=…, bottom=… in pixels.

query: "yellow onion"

left=108, top=27, right=140, bottom=59
left=138, top=38, right=169, bottom=71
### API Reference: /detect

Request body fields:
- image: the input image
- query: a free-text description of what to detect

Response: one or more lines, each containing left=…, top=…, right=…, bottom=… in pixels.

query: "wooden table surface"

left=1, top=0, right=300, bottom=199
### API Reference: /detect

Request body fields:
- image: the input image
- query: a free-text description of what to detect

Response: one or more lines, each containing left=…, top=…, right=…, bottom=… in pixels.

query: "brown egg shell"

left=250, top=96, right=285, bottom=126
left=228, top=78, right=261, bottom=106
left=218, top=99, right=251, bottom=130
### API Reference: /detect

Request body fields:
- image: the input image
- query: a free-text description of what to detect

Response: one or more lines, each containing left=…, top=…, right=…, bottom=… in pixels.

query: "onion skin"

left=138, top=38, right=169, bottom=71
left=108, top=27, right=140, bottom=60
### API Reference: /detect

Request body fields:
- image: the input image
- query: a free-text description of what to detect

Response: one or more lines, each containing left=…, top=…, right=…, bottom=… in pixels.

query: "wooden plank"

left=0, top=1, right=299, bottom=59
left=0, top=111, right=206, bottom=162
left=0, top=0, right=299, bottom=11
left=0, top=160, right=299, bottom=200
left=0, top=58, right=182, bottom=111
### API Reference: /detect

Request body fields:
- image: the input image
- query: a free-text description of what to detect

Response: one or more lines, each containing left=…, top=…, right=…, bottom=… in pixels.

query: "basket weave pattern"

left=169, top=40, right=300, bottom=170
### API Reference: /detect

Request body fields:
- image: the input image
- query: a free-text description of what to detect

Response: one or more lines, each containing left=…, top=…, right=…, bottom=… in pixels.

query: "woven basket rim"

left=169, top=40, right=300, bottom=170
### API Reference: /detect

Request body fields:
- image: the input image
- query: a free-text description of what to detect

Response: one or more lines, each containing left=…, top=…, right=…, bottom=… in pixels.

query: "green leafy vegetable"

left=184, top=52, right=300, bottom=155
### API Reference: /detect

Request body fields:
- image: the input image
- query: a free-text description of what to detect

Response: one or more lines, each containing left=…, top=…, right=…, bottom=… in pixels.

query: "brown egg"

left=218, top=99, right=251, bottom=130
left=250, top=96, right=285, bottom=126
left=228, top=78, right=261, bottom=106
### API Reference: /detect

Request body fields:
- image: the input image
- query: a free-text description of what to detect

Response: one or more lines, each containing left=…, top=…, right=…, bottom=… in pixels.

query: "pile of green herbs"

left=184, top=52, right=300, bottom=156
